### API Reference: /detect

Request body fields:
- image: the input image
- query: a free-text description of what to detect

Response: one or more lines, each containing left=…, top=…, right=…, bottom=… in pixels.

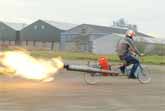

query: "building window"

left=41, top=25, right=45, bottom=29
left=34, top=25, right=38, bottom=30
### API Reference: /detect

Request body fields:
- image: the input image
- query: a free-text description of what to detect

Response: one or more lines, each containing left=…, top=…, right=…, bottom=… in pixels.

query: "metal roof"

left=44, top=20, right=77, bottom=30
left=94, top=33, right=164, bottom=44
left=135, top=37, right=165, bottom=44
left=67, top=24, right=154, bottom=38
left=4, top=22, right=27, bottom=31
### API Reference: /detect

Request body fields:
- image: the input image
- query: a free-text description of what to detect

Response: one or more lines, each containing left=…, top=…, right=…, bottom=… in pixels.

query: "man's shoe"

left=128, top=74, right=136, bottom=79
left=120, top=66, right=125, bottom=74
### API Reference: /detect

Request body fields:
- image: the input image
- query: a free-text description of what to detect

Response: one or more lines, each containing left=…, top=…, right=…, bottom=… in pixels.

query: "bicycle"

left=124, top=55, right=151, bottom=84
left=83, top=55, right=151, bottom=84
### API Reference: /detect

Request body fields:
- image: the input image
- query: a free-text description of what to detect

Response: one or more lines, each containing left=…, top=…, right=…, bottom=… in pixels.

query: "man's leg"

left=130, top=60, right=140, bottom=78
left=120, top=65, right=125, bottom=74
left=118, top=55, right=126, bottom=74
left=124, top=54, right=140, bottom=78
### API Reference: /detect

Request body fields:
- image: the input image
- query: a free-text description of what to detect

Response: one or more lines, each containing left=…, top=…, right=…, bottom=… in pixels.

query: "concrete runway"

left=0, top=61, right=164, bottom=111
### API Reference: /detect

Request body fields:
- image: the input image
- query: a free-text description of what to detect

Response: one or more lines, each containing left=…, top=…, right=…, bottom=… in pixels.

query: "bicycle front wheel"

left=138, top=66, right=151, bottom=84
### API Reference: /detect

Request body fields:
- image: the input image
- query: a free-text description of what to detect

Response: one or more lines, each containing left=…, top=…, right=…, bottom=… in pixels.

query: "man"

left=116, top=30, right=143, bottom=78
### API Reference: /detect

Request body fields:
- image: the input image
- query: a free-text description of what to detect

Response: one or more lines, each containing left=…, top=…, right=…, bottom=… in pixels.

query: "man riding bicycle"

left=116, top=30, right=143, bottom=79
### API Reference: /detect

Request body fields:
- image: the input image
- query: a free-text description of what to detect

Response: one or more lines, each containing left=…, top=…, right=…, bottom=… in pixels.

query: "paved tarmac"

left=0, top=61, right=164, bottom=111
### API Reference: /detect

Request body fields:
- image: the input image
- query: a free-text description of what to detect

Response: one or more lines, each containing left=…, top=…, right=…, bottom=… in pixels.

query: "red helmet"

left=126, top=30, right=135, bottom=38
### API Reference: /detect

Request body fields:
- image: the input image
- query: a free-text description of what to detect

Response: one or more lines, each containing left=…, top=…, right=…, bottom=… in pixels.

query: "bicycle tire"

left=137, top=66, right=151, bottom=84
left=84, top=73, right=99, bottom=85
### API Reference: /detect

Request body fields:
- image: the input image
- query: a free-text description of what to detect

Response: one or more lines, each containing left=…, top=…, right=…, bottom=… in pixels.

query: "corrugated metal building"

left=44, top=20, right=77, bottom=30
left=92, top=33, right=164, bottom=54
left=20, top=20, right=76, bottom=50
left=92, top=34, right=122, bottom=54
left=61, top=24, right=153, bottom=52
left=61, top=24, right=113, bottom=52
left=0, top=21, right=26, bottom=46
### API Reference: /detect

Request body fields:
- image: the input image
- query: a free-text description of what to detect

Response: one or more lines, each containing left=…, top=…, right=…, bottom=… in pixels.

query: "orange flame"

left=0, top=51, right=64, bottom=81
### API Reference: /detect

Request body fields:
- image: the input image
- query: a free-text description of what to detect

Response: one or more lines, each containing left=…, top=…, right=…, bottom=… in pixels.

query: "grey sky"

left=0, top=0, right=164, bottom=38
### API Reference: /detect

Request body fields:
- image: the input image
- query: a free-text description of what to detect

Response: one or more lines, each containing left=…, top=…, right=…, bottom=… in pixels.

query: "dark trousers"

left=123, top=53, right=140, bottom=77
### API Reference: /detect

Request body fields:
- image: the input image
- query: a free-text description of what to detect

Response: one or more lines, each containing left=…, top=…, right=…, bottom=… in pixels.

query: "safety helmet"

left=126, top=30, right=135, bottom=39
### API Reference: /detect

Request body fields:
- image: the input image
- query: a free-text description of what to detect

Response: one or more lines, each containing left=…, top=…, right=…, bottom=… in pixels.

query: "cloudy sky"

left=0, top=0, right=164, bottom=38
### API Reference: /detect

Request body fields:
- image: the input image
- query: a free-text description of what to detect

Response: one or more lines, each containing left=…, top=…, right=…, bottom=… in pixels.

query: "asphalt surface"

left=0, top=61, right=164, bottom=111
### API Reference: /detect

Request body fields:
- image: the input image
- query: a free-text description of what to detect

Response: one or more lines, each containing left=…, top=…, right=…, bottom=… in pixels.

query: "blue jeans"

left=123, top=53, right=140, bottom=77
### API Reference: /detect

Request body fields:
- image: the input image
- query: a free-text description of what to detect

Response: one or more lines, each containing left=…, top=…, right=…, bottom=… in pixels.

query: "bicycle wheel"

left=84, top=73, right=100, bottom=85
left=137, top=66, right=151, bottom=84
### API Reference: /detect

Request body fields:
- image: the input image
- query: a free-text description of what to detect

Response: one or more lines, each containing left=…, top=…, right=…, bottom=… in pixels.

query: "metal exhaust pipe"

left=64, top=64, right=118, bottom=75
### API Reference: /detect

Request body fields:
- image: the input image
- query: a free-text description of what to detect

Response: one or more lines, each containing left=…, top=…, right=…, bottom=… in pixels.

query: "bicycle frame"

left=135, top=64, right=143, bottom=77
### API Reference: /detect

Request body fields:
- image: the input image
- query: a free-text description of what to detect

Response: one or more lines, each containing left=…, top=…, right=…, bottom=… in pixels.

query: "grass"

left=142, top=55, right=165, bottom=65
left=30, top=51, right=165, bottom=65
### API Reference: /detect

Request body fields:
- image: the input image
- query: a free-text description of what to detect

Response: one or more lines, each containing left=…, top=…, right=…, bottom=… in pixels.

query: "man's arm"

left=127, top=38, right=141, bottom=56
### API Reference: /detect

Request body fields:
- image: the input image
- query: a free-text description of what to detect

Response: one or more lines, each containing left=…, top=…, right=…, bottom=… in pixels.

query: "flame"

left=0, top=51, right=64, bottom=81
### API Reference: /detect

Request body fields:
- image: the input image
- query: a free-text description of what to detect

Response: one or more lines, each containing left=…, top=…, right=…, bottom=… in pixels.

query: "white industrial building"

left=92, top=33, right=165, bottom=54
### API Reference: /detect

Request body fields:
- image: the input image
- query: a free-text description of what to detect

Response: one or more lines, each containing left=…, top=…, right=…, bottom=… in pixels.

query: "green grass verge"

left=30, top=51, right=165, bottom=65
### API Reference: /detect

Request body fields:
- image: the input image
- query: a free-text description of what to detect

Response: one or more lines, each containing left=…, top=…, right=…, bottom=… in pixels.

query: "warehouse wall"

left=20, top=20, right=62, bottom=42
left=20, top=41, right=59, bottom=51
left=0, top=22, right=17, bottom=41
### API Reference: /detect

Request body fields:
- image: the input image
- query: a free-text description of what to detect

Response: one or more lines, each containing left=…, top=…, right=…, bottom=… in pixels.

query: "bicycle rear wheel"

left=137, top=66, right=151, bottom=84
left=84, top=73, right=100, bottom=85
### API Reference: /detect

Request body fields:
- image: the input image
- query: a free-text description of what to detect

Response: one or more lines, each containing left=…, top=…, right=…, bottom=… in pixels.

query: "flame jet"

left=0, top=49, right=64, bottom=82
